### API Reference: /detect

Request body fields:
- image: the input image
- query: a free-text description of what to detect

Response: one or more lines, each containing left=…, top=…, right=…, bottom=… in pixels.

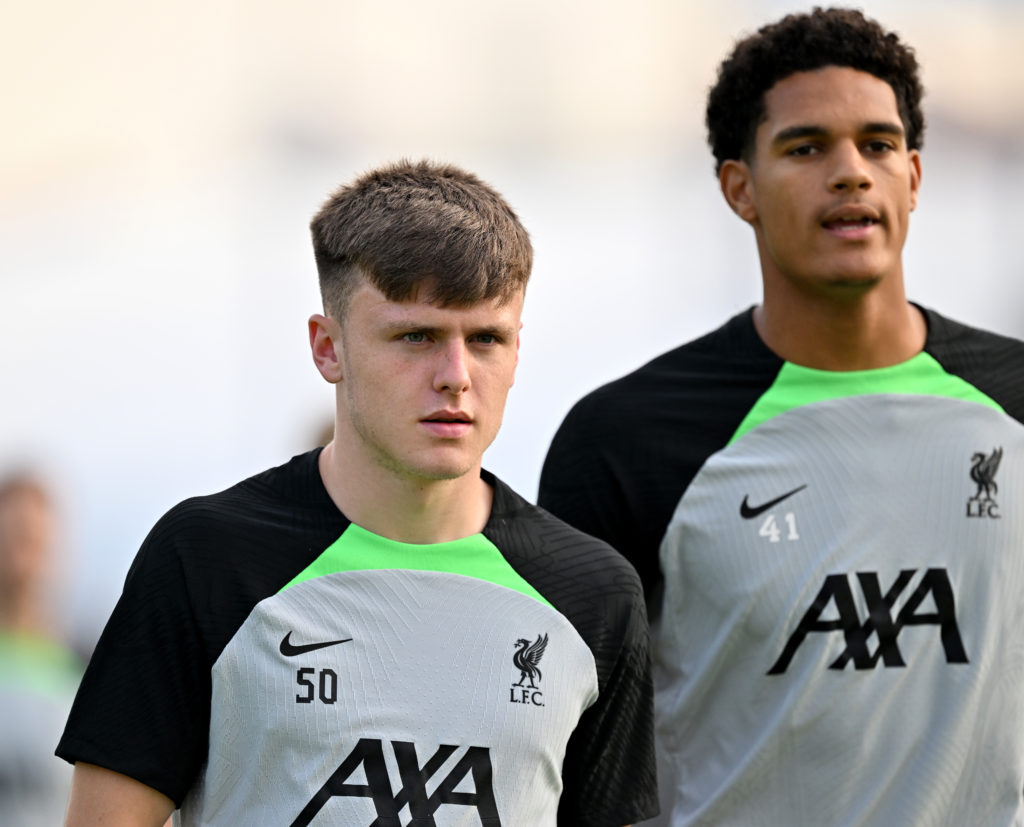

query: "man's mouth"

left=823, top=216, right=878, bottom=230
left=821, top=203, right=881, bottom=232
left=420, top=413, right=473, bottom=438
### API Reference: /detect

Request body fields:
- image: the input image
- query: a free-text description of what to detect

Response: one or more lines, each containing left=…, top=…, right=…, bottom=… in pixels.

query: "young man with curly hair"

left=540, top=8, right=1024, bottom=825
left=58, top=160, right=658, bottom=826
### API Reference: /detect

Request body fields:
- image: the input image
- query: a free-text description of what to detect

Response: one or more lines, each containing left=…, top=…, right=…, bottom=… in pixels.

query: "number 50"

left=296, top=667, right=338, bottom=704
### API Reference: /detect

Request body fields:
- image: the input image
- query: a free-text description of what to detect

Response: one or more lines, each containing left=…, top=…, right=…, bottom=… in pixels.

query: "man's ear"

left=908, top=148, right=922, bottom=212
left=720, top=159, right=757, bottom=224
left=309, top=314, right=344, bottom=384
left=510, top=321, right=523, bottom=384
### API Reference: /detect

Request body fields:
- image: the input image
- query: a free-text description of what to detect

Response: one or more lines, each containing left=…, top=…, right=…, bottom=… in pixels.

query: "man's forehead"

left=761, top=66, right=901, bottom=128
left=358, top=282, right=523, bottom=323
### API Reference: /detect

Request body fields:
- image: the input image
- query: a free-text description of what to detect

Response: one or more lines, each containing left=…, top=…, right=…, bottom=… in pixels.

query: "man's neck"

left=317, top=441, right=493, bottom=544
left=754, top=288, right=927, bottom=371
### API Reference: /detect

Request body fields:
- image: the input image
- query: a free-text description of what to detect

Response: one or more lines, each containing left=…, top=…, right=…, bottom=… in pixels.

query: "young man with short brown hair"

left=60, top=160, right=658, bottom=826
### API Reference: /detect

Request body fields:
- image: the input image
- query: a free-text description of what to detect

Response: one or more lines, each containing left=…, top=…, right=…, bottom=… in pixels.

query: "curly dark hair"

left=706, top=7, right=925, bottom=174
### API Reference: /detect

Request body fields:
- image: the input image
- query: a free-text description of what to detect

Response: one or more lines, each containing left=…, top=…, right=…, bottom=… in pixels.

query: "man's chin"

left=418, top=467, right=474, bottom=482
left=807, top=271, right=885, bottom=301
left=831, top=270, right=884, bottom=286
left=821, top=253, right=894, bottom=290
left=403, top=459, right=478, bottom=484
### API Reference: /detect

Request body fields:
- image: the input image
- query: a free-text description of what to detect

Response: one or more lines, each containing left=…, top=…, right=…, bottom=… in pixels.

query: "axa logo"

left=510, top=633, right=548, bottom=707
left=768, top=568, right=968, bottom=675
left=290, top=738, right=500, bottom=826
left=967, top=447, right=1003, bottom=519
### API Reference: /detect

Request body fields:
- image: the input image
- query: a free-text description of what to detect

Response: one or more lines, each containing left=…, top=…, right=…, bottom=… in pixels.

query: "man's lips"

left=420, top=411, right=472, bottom=438
left=820, top=204, right=881, bottom=235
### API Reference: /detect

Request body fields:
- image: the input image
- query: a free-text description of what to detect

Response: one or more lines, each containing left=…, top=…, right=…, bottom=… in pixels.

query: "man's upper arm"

left=65, top=762, right=175, bottom=827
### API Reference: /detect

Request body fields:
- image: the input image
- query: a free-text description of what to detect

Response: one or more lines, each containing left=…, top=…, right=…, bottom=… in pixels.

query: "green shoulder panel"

left=729, top=352, right=1005, bottom=446
left=280, top=522, right=553, bottom=607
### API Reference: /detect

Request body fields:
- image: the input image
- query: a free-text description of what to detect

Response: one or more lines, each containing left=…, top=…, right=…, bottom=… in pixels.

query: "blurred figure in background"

left=0, top=471, right=82, bottom=826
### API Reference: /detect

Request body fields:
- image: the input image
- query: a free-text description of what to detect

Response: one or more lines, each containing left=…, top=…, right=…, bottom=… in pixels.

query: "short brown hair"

left=706, top=7, right=925, bottom=174
left=310, top=160, right=533, bottom=319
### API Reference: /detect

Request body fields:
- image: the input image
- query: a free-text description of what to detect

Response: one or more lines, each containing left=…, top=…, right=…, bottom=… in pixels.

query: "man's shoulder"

left=565, top=307, right=779, bottom=420
left=132, top=449, right=340, bottom=578
left=486, top=474, right=643, bottom=590
left=924, top=306, right=1024, bottom=353
left=485, top=474, right=649, bottom=688
left=922, top=306, right=1024, bottom=421
left=539, top=308, right=784, bottom=560
left=156, top=450, right=328, bottom=531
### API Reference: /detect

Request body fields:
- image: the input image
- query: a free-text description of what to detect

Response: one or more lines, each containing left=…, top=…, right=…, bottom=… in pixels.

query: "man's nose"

left=434, top=341, right=471, bottom=394
left=828, top=141, right=873, bottom=192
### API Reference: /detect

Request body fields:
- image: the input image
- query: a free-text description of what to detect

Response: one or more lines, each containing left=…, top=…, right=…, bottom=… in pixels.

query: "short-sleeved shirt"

left=58, top=451, right=657, bottom=826
left=540, top=306, right=1024, bottom=826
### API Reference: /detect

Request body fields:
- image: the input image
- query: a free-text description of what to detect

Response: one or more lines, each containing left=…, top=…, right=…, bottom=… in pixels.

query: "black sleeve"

left=556, top=552, right=659, bottom=826
left=539, top=389, right=672, bottom=612
left=484, top=483, right=659, bottom=826
left=55, top=466, right=337, bottom=805
left=539, top=316, right=783, bottom=615
left=922, top=307, right=1024, bottom=425
left=56, top=505, right=214, bottom=805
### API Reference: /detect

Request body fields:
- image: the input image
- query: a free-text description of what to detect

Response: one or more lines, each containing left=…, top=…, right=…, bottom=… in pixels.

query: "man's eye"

left=788, top=144, right=819, bottom=157
left=865, top=140, right=895, bottom=153
left=473, top=334, right=497, bottom=345
left=403, top=332, right=427, bottom=343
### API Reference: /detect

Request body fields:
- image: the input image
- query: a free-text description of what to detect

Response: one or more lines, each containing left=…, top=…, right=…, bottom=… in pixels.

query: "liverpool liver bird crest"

left=513, top=634, right=549, bottom=689
left=970, top=447, right=1003, bottom=502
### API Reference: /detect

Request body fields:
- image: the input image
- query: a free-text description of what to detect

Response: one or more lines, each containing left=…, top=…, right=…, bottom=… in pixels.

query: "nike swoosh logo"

left=279, top=631, right=353, bottom=657
left=740, top=484, right=807, bottom=519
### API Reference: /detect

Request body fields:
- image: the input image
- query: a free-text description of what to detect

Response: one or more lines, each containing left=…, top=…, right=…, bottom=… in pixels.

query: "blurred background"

left=3, top=0, right=1023, bottom=650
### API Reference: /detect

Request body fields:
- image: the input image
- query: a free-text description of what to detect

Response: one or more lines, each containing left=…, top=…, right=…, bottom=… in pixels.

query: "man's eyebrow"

left=772, top=121, right=906, bottom=145
left=772, top=125, right=829, bottom=145
left=379, top=321, right=517, bottom=339
left=470, top=324, right=518, bottom=339
left=379, top=321, right=442, bottom=339
left=863, top=121, right=906, bottom=138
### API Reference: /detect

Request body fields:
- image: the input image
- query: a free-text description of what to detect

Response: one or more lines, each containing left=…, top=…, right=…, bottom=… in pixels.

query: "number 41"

left=759, top=512, right=799, bottom=542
